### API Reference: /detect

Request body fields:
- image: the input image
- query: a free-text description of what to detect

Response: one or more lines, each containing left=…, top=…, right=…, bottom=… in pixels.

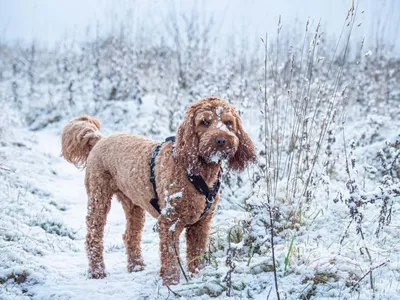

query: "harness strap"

left=187, top=170, right=222, bottom=218
left=149, top=135, right=222, bottom=219
left=150, top=136, right=175, bottom=214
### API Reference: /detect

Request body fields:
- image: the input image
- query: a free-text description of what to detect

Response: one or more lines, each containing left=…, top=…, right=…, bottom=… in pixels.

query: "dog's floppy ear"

left=175, top=105, right=200, bottom=172
left=229, top=114, right=256, bottom=171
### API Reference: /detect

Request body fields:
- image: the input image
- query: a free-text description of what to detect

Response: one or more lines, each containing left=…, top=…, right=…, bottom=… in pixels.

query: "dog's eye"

left=201, top=120, right=210, bottom=127
left=224, top=121, right=233, bottom=128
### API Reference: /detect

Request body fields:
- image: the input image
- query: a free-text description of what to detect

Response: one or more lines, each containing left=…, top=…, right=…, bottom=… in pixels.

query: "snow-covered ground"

left=0, top=124, right=254, bottom=299
left=1, top=102, right=400, bottom=299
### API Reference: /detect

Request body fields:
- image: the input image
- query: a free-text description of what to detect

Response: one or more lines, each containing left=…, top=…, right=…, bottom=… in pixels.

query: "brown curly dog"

left=61, top=97, right=256, bottom=285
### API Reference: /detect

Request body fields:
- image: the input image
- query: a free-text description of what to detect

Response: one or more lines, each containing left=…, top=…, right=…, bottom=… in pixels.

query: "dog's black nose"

left=216, top=136, right=226, bottom=146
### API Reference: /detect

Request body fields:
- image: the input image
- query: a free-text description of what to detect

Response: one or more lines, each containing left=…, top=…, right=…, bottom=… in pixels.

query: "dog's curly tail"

left=61, top=116, right=102, bottom=168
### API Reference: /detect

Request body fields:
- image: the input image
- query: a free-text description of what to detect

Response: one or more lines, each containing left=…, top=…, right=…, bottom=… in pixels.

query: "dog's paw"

left=88, top=268, right=107, bottom=279
left=162, top=277, right=180, bottom=286
left=188, top=261, right=204, bottom=275
left=188, top=270, right=199, bottom=279
left=127, top=258, right=145, bottom=272
left=128, top=265, right=145, bottom=272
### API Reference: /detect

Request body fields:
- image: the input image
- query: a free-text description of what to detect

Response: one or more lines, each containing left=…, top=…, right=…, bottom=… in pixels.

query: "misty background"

left=1, top=0, right=399, bottom=55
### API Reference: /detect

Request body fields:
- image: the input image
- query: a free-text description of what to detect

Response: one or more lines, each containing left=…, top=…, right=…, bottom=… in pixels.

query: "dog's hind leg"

left=116, top=192, right=146, bottom=272
left=85, top=171, right=114, bottom=279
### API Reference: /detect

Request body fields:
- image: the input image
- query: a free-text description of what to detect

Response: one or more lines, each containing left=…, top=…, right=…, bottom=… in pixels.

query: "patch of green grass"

left=284, top=233, right=296, bottom=273
left=228, top=225, right=245, bottom=244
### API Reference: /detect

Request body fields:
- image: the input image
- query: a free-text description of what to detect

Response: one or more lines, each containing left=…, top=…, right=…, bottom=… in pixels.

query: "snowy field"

left=1, top=95, right=400, bottom=299
left=1, top=0, right=400, bottom=299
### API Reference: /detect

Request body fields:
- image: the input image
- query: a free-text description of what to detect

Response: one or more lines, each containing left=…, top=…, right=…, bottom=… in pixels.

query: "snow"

left=215, top=106, right=223, bottom=117
left=215, top=122, right=234, bottom=136
left=209, top=152, right=223, bottom=163
left=169, top=192, right=183, bottom=200
left=169, top=220, right=179, bottom=232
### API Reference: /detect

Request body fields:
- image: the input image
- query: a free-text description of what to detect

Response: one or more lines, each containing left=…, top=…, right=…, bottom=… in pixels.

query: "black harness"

left=149, top=136, right=176, bottom=213
left=149, top=136, right=221, bottom=218
left=187, top=170, right=222, bottom=218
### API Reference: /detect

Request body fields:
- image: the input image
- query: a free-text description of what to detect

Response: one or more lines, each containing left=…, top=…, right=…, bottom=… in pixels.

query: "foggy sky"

left=1, top=0, right=399, bottom=53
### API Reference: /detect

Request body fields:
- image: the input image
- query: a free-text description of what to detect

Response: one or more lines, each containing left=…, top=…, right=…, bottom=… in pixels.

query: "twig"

left=351, top=261, right=387, bottom=291
left=260, top=33, right=271, bottom=197
left=267, top=286, right=273, bottom=300
left=268, top=204, right=281, bottom=300
left=172, top=233, right=188, bottom=283
left=339, top=219, right=353, bottom=253
left=359, top=228, right=375, bottom=298
left=261, top=32, right=281, bottom=300
left=0, top=165, right=11, bottom=172
left=165, top=282, right=181, bottom=299
left=222, top=246, right=236, bottom=297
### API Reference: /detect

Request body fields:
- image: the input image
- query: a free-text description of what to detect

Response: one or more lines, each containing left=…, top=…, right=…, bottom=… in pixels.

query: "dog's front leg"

left=158, top=217, right=184, bottom=285
left=186, top=210, right=214, bottom=275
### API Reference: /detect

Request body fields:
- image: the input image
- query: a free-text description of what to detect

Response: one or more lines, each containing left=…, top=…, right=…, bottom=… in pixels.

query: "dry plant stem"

left=339, top=219, right=353, bottom=254
left=287, top=23, right=313, bottom=204
left=0, top=166, right=11, bottom=172
left=307, top=11, right=349, bottom=140
left=351, top=261, right=387, bottom=292
left=262, top=34, right=272, bottom=199
left=291, top=23, right=320, bottom=202
left=295, top=4, right=359, bottom=216
left=268, top=204, right=280, bottom=300
left=273, top=16, right=281, bottom=202
left=267, top=286, right=273, bottom=300
left=285, top=20, right=309, bottom=202
left=281, top=54, right=294, bottom=184
left=262, top=32, right=281, bottom=300
left=307, top=3, right=357, bottom=137
left=359, top=229, right=375, bottom=298
left=342, top=123, right=351, bottom=181
left=223, top=247, right=236, bottom=297
left=165, top=283, right=180, bottom=299
left=286, top=3, right=359, bottom=216
left=172, top=233, right=188, bottom=283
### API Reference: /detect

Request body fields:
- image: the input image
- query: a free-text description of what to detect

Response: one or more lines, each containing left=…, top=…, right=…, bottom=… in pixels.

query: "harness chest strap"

left=149, top=136, right=222, bottom=218
left=187, top=170, right=222, bottom=218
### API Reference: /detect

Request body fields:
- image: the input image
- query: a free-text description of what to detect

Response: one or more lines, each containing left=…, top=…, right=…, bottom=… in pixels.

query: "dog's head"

left=176, top=97, right=256, bottom=172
